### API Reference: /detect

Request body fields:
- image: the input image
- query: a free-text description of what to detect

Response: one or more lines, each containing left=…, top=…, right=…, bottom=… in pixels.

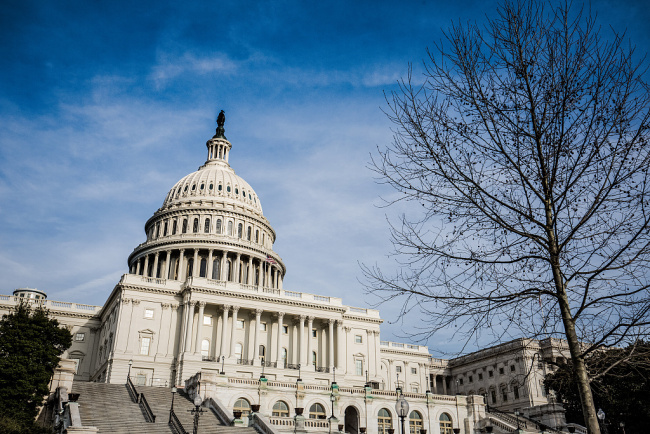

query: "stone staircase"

left=71, top=381, right=258, bottom=434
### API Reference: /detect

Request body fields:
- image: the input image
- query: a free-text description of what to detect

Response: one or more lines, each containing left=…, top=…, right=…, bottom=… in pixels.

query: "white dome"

left=162, top=162, right=263, bottom=215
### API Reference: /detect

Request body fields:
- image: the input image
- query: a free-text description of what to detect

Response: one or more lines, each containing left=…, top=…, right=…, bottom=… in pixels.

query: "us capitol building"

left=1, top=115, right=579, bottom=433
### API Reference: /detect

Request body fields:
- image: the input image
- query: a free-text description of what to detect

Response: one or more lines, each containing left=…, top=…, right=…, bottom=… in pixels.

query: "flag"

left=266, top=255, right=277, bottom=264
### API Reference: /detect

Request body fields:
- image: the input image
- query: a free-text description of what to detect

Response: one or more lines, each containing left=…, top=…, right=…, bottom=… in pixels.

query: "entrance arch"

left=344, top=406, right=359, bottom=434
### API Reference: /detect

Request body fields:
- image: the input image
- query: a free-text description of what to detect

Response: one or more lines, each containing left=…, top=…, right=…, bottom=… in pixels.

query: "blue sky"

left=1, top=0, right=649, bottom=356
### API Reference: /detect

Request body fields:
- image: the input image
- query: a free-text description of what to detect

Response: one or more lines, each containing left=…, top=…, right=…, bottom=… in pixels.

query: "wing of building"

left=1, top=118, right=581, bottom=433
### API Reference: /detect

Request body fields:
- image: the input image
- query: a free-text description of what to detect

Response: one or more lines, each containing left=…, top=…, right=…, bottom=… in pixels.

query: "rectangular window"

left=478, top=373, right=483, bottom=380
left=74, top=333, right=85, bottom=342
left=312, top=329, right=317, bottom=338
left=203, top=315, right=212, bottom=325
left=488, top=371, right=493, bottom=378
left=144, top=309, right=154, bottom=319
left=502, top=389, right=508, bottom=402
left=412, top=386, right=418, bottom=393
left=237, top=319, right=245, bottom=329
left=396, top=366, right=402, bottom=373
left=499, top=367, right=505, bottom=375
left=468, top=375, right=473, bottom=383
left=260, top=322, right=267, bottom=331
left=510, top=365, right=516, bottom=372
left=491, top=390, right=497, bottom=404
left=411, top=367, right=417, bottom=375
left=355, top=335, right=363, bottom=344
left=459, top=378, right=464, bottom=385
left=140, top=337, right=151, bottom=355
left=355, top=360, right=363, bottom=376
left=513, top=386, right=520, bottom=399
left=282, top=325, right=288, bottom=334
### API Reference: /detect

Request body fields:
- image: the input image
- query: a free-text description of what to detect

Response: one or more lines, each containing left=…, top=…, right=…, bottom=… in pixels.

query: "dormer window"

left=209, top=183, right=213, bottom=190
left=227, top=186, right=231, bottom=193
left=218, top=184, right=223, bottom=191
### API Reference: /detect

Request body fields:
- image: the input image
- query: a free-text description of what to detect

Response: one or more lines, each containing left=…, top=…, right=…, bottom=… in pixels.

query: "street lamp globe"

left=194, top=394, right=203, bottom=407
left=395, top=396, right=409, bottom=418
left=597, top=408, right=605, bottom=422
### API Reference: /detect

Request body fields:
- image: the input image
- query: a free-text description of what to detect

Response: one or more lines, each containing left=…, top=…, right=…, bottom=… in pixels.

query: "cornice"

left=0, top=302, right=101, bottom=321
left=342, top=314, right=384, bottom=324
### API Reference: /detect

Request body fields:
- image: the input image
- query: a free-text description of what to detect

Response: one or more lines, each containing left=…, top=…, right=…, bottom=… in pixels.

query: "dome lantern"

left=205, top=110, right=232, bottom=165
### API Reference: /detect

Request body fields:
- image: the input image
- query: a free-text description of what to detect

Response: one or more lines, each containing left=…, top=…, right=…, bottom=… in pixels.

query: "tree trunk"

left=553, top=265, right=601, bottom=434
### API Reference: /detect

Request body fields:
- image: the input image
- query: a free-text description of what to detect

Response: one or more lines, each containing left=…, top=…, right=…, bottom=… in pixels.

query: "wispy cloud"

left=150, top=52, right=238, bottom=89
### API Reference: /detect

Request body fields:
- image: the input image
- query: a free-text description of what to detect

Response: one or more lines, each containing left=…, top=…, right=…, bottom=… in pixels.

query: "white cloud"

left=149, top=52, right=238, bottom=89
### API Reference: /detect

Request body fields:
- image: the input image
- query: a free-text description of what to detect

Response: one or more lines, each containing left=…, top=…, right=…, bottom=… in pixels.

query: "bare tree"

left=363, top=1, right=650, bottom=433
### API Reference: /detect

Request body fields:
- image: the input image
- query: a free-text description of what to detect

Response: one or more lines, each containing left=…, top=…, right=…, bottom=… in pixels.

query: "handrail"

left=126, top=376, right=138, bottom=403
left=126, top=376, right=156, bottom=423
left=138, top=393, right=156, bottom=423
left=169, top=408, right=189, bottom=434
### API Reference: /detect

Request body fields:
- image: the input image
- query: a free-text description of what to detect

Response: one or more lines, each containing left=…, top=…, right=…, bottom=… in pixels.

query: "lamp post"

left=219, top=356, right=225, bottom=375
left=425, top=389, right=431, bottom=434
left=329, top=390, right=336, bottom=434
left=514, top=411, right=521, bottom=432
left=171, top=386, right=177, bottom=411
left=128, top=359, right=133, bottom=379
left=191, top=393, right=205, bottom=434
left=395, top=395, right=409, bottom=434
left=332, top=366, right=336, bottom=385
left=298, top=363, right=302, bottom=382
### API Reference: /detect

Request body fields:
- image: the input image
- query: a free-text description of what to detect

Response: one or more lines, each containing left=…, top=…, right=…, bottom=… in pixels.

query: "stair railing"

left=169, top=408, right=189, bottom=434
left=126, top=376, right=157, bottom=423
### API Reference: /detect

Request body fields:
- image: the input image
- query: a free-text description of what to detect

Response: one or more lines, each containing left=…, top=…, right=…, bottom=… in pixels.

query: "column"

left=178, top=249, right=185, bottom=280
left=343, top=327, right=351, bottom=373
left=135, top=259, right=141, bottom=275
left=235, top=253, right=241, bottom=283
left=278, top=273, right=283, bottom=289
left=374, top=331, right=381, bottom=375
left=247, top=257, right=253, bottom=285
left=253, top=309, right=262, bottom=365
left=257, top=260, right=263, bottom=289
left=207, top=249, right=214, bottom=279
left=328, top=319, right=335, bottom=370
left=367, top=330, right=375, bottom=377
left=220, top=305, right=231, bottom=358
left=442, top=376, right=447, bottom=394
left=220, top=251, right=228, bottom=281
left=292, top=320, right=298, bottom=365
left=193, top=249, right=199, bottom=277
left=276, top=312, right=285, bottom=366
left=143, top=255, right=150, bottom=277
left=194, top=301, right=206, bottom=355
left=184, top=301, right=196, bottom=352
left=336, top=320, right=344, bottom=371
left=164, top=250, right=172, bottom=279
left=166, top=304, right=180, bottom=356
left=306, top=316, right=314, bottom=369
left=299, top=315, right=306, bottom=366
left=230, top=306, right=240, bottom=357
left=152, top=252, right=160, bottom=278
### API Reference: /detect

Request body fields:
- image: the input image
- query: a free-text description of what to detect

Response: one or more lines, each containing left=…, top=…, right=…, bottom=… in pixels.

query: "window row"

left=170, top=181, right=258, bottom=205
left=457, top=363, right=517, bottom=385
left=149, top=216, right=268, bottom=246
left=378, top=409, right=454, bottom=434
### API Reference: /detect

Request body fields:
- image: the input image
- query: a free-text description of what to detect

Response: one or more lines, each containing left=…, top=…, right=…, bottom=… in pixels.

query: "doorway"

left=344, top=406, right=359, bottom=434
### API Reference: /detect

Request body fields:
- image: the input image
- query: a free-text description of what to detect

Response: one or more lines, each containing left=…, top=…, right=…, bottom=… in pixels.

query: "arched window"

left=218, top=184, right=222, bottom=191
left=272, top=401, right=289, bottom=417
left=204, top=218, right=210, bottom=233
left=182, top=219, right=188, bottom=234
left=439, top=413, right=453, bottom=434
left=234, top=398, right=251, bottom=417
left=227, top=185, right=231, bottom=193
left=216, top=219, right=222, bottom=234
left=155, top=223, right=160, bottom=238
left=163, top=222, right=168, bottom=236
left=227, top=260, right=233, bottom=281
left=309, top=403, right=326, bottom=419
left=259, top=345, right=266, bottom=363
left=201, top=339, right=210, bottom=357
left=247, top=226, right=251, bottom=241
left=235, top=343, right=243, bottom=361
left=193, top=218, right=199, bottom=233
left=378, top=409, right=392, bottom=434
left=312, top=351, right=317, bottom=367
left=238, top=223, right=243, bottom=238
left=199, top=258, right=207, bottom=278
left=255, top=230, right=259, bottom=243
left=212, top=259, right=220, bottom=280
left=281, top=348, right=287, bottom=367
left=187, top=258, right=194, bottom=278
left=172, top=220, right=177, bottom=235
left=228, top=221, right=233, bottom=236
left=512, top=383, right=520, bottom=400
left=409, top=411, right=422, bottom=434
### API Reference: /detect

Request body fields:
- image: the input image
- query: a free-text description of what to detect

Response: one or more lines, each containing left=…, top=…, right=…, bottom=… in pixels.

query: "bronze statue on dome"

left=215, top=110, right=226, bottom=139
